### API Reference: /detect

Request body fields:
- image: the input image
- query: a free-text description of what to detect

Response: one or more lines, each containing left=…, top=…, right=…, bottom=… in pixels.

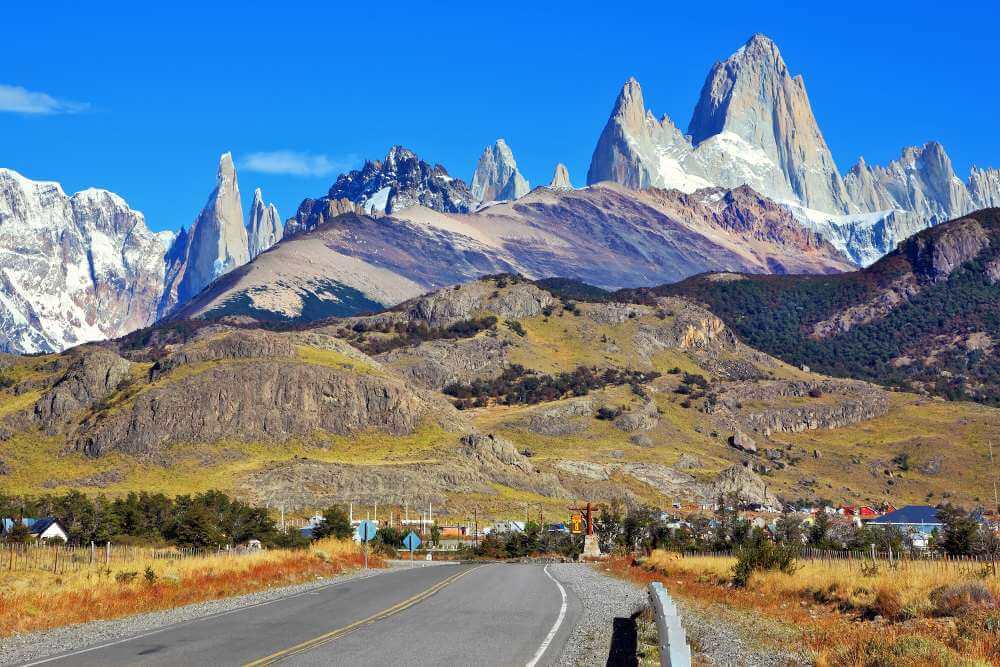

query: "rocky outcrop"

left=149, top=328, right=296, bottom=380
left=613, top=400, right=659, bottom=432
left=729, top=430, right=757, bottom=453
left=631, top=297, right=736, bottom=360
left=399, top=278, right=554, bottom=329
left=321, top=146, right=474, bottom=217
left=160, top=153, right=249, bottom=315
left=521, top=398, right=593, bottom=436
left=709, top=380, right=889, bottom=436
left=33, top=347, right=131, bottom=432
left=549, top=163, right=572, bottom=190
left=0, top=169, right=168, bottom=353
left=246, top=188, right=282, bottom=259
left=376, top=336, right=510, bottom=390
left=471, top=139, right=529, bottom=203
left=240, top=433, right=569, bottom=508
left=75, top=362, right=429, bottom=456
left=900, top=216, right=991, bottom=282
left=710, top=464, right=779, bottom=508
left=458, top=432, right=567, bottom=497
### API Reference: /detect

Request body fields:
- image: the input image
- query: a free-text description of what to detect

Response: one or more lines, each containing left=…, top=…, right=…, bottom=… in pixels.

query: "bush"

left=930, top=582, right=996, bottom=617
left=144, top=566, right=157, bottom=585
left=506, top=320, right=527, bottom=337
left=732, top=528, right=798, bottom=586
left=115, top=571, right=139, bottom=585
left=871, top=585, right=904, bottom=620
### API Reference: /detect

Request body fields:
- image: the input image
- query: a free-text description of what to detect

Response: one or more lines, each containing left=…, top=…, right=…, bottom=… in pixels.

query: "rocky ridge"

left=313, top=146, right=474, bottom=218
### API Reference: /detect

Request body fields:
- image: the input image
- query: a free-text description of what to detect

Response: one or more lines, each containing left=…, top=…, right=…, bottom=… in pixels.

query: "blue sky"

left=3, top=1, right=998, bottom=233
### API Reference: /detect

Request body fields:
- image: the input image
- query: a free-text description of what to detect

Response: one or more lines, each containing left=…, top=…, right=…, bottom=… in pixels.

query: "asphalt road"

left=17, top=563, right=580, bottom=667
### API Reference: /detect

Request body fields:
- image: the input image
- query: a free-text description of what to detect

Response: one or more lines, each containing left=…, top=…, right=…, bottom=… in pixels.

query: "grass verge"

left=0, top=538, right=379, bottom=637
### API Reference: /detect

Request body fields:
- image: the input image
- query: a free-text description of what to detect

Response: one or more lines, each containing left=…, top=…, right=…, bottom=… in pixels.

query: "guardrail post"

left=648, top=581, right=692, bottom=667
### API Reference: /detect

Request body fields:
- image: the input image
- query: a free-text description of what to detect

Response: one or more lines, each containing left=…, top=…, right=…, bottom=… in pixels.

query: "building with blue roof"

left=867, top=505, right=942, bottom=548
left=1, top=517, right=68, bottom=542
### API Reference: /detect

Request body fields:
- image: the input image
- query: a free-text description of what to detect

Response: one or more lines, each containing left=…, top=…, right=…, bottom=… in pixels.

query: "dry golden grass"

left=625, top=551, right=1000, bottom=666
left=0, top=539, right=377, bottom=637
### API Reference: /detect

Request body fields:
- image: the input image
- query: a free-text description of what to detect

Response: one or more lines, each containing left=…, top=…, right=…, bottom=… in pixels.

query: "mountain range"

left=0, top=33, right=997, bottom=356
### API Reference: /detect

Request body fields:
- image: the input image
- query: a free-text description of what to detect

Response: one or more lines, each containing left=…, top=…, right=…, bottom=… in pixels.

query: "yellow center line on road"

left=244, top=564, right=483, bottom=666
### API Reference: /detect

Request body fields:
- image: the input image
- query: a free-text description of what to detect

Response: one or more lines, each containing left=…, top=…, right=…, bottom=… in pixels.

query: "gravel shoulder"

left=0, top=566, right=396, bottom=666
left=551, top=562, right=809, bottom=667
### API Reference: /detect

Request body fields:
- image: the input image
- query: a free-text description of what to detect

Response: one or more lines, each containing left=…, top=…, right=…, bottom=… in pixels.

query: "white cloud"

left=241, top=150, right=356, bottom=177
left=0, top=84, right=89, bottom=114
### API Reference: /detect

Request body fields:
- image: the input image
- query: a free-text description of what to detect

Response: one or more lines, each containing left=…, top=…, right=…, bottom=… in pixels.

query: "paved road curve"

left=17, top=563, right=580, bottom=667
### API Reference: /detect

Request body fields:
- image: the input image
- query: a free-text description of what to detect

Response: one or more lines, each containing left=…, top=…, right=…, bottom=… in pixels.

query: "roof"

left=1, top=517, right=62, bottom=535
left=868, top=505, right=940, bottom=525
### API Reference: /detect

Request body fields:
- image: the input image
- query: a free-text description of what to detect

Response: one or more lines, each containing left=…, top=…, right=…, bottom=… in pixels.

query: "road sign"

left=403, top=531, right=421, bottom=551
left=356, top=520, right=378, bottom=542
left=570, top=513, right=583, bottom=534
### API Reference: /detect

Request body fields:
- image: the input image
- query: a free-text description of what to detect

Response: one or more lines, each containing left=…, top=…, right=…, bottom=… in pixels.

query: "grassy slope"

left=0, top=297, right=996, bottom=516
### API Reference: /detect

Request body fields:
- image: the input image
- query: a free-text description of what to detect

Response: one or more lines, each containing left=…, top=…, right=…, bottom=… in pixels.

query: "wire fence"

left=2, top=542, right=256, bottom=575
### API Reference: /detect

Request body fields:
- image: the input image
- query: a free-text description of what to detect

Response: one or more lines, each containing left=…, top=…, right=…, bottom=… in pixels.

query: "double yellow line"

left=245, top=565, right=481, bottom=666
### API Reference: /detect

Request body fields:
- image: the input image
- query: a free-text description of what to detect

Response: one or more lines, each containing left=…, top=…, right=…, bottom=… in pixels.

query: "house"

left=867, top=505, right=942, bottom=548
left=1, top=517, right=69, bottom=542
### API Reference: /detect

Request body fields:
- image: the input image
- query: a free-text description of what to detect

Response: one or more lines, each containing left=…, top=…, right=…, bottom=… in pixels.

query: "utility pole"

left=349, top=502, right=353, bottom=524
left=374, top=501, right=378, bottom=524
left=280, top=504, right=285, bottom=532
left=474, top=507, right=479, bottom=547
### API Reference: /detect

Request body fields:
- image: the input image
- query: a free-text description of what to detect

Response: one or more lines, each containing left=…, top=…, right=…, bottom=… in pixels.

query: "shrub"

left=115, top=571, right=139, bottom=585
left=930, top=582, right=995, bottom=617
left=871, top=585, right=903, bottom=620
left=808, top=387, right=823, bottom=398
left=732, top=528, right=798, bottom=586
left=144, top=566, right=157, bottom=585
left=506, top=320, right=527, bottom=337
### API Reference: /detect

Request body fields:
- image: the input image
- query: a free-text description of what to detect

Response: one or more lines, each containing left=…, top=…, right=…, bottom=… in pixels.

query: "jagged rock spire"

left=247, top=187, right=283, bottom=259
left=471, top=138, right=530, bottom=203
left=159, top=152, right=249, bottom=315
left=549, top=163, right=572, bottom=190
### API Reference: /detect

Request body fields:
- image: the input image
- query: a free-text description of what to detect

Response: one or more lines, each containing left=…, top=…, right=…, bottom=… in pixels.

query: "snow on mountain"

left=471, top=139, right=530, bottom=203
left=0, top=168, right=167, bottom=353
left=588, top=33, right=1000, bottom=266
left=159, top=153, right=249, bottom=316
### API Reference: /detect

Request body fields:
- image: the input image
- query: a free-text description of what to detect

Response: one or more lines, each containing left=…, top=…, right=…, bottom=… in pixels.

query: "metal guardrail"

left=647, top=581, right=692, bottom=667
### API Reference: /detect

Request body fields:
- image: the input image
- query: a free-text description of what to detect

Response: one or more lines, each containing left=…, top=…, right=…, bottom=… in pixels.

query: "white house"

left=1, top=517, right=69, bottom=542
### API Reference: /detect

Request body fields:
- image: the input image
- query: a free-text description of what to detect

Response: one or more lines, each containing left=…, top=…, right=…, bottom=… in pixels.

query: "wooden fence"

left=678, top=548, right=999, bottom=577
left=3, top=542, right=253, bottom=575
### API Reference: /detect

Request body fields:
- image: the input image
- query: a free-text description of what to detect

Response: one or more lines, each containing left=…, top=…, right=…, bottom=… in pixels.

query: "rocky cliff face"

left=587, top=35, right=852, bottom=213
left=159, top=153, right=249, bottom=316
left=586, top=33, right=1000, bottom=267
left=320, top=146, right=474, bottom=218
left=548, top=163, right=572, bottom=190
left=470, top=139, right=530, bottom=203
left=246, top=188, right=282, bottom=259
left=0, top=169, right=168, bottom=353
left=688, top=34, right=853, bottom=214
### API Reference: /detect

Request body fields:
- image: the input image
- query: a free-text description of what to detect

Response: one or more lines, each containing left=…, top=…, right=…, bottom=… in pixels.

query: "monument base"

left=582, top=534, right=603, bottom=558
